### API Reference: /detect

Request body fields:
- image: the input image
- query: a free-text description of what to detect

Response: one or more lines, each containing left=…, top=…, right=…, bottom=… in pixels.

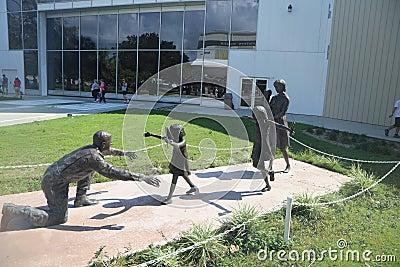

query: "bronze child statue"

left=145, top=124, right=198, bottom=204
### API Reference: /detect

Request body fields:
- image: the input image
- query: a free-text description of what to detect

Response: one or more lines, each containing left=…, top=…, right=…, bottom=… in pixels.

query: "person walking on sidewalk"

left=91, top=80, right=100, bottom=102
left=13, top=77, right=21, bottom=98
left=99, top=79, right=107, bottom=103
left=385, top=99, right=400, bottom=138
left=1, top=74, right=9, bottom=95
left=121, top=79, right=129, bottom=103
left=1, top=130, right=160, bottom=231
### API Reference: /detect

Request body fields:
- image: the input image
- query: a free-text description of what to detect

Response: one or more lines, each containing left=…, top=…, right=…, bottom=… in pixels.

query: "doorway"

left=240, top=77, right=269, bottom=109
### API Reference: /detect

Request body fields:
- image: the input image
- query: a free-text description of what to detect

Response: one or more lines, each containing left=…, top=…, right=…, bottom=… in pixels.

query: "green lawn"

left=0, top=109, right=399, bottom=266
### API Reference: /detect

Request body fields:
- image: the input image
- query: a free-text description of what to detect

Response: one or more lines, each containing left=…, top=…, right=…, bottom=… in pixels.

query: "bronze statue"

left=251, top=106, right=275, bottom=192
left=268, top=79, right=291, bottom=178
left=1, top=130, right=160, bottom=231
left=145, top=124, right=198, bottom=204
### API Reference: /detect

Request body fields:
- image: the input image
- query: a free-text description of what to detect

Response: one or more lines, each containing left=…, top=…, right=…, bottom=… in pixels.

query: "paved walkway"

left=1, top=95, right=397, bottom=143
left=0, top=159, right=351, bottom=267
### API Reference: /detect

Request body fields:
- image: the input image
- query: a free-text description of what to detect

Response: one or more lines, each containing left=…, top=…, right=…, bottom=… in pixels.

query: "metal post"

left=284, top=195, right=293, bottom=243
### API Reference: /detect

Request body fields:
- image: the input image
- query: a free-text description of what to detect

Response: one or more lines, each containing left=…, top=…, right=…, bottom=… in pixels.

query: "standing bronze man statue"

left=1, top=130, right=160, bottom=231
left=268, top=79, right=291, bottom=179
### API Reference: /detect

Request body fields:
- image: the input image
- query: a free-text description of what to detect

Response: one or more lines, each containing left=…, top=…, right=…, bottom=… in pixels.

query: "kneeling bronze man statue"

left=1, top=130, right=160, bottom=231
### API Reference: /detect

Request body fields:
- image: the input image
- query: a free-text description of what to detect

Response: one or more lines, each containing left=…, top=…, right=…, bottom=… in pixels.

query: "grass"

left=1, top=109, right=399, bottom=266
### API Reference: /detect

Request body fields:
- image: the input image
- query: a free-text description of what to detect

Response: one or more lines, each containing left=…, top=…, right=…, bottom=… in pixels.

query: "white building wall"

left=0, top=3, right=25, bottom=93
left=0, top=2, right=9, bottom=51
left=0, top=51, right=25, bottom=92
left=228, top=0, right=333, bottom=116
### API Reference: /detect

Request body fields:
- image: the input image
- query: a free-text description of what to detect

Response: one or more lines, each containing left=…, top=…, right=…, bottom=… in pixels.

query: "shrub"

left=340, top=164, right=377, bottom=197
left=177, top=223, right=226, bottom=266
left=292, top=192, right=325, bottom=220
left=328, top=130, right=339, bottom=141
left=219, top=204, right=264, bottom=254
left=315, top=128, right=325, bottom=135
left=306, top=127, right=314, bottom=134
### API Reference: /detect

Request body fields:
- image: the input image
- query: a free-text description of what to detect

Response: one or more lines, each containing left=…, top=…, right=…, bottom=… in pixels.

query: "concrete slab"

left=0, top=159, right=351, bottom=267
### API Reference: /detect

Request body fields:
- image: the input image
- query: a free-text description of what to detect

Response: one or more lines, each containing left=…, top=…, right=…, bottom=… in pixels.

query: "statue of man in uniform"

left=1, top=130, right=160, bottom=231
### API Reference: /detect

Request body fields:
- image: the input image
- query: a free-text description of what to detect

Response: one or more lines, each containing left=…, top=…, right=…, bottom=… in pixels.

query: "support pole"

left=284, top=195, right=293, bottom=243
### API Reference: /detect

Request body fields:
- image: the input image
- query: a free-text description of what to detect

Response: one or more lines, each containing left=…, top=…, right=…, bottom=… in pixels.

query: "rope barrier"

left=187, top=144, right=252, bottom=151
left=293, top=161, right=400, bottom=207
left=289, top=136, right=399, bottom=164
left=0, top=144, right=164, bottom=170
left=2, top=136, right=398, bottom=169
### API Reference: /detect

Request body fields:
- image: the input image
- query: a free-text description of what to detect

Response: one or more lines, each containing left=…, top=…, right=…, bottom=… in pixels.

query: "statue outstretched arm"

left=103, top=148, right=137, bottom=160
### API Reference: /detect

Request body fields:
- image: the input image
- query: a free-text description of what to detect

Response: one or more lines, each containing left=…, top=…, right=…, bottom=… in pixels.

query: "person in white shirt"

left=385, top=99, right=400, bottom=138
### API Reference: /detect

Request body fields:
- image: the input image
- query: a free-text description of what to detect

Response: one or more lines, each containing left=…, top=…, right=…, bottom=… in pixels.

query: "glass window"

left=7, top=0, right=21, bottom=12
left=118, top=13, right=138, bottom=50
left=240, top=78, right=253, bottom=107
left=137, top=51, right=158, bottom=95
left=8, top=12, right=22, bottom=49
left=182, top=51, right=202, bottom=98
left=202, top=64, right=227, bottom=99
left=118, top=51, right=137, bottom=94
left=24, top=50, right=38, bottom=89
left=98, top=51, right=117, bottom=93
left=47, top=51, right=62, bottom=90
left=22, top=0, right=37, bottom=11
left=159, top=51, right=182, bottom=98
left=231, top=0, right=258, bottom=49
left=184, top=10, right=204, bottom=50
left=139, top=12, right=160, bottom=49
left=23, top=11, right=37, bottom=49
left=63, top=16, right=79, bottom=50
left=47, top=18, right=62, bottom=50
left=63, top=51, right=79, bottom=91
left=80, top=15, right=98, bottom=50
left=160, top=11, right=183, bottom=50
left=80, top=51, right=97, bottom=92
left=99, top=14, right=117, bottom=49
left=205, top=0, right=231, bottom=48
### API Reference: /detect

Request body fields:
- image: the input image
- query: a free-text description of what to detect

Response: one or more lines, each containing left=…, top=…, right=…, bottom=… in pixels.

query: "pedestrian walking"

left=384, top=99, right=400, bottom=138
left=99, top=79, right=107, bottom=103
left=13, top=77, right=21, bottom=98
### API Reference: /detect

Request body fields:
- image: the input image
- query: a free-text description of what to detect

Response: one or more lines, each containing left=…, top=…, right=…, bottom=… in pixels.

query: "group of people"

left=90, top=79, right=107, bottom=103
left=90, top=79, right=129, bottom=104
left=1, top=74, right=22, bottom=98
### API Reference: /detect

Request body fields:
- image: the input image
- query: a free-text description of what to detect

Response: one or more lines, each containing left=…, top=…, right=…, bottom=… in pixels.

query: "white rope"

left=0, top=144, right=164, bottom=170
left=293, top=161, right=400, bottom=207
left=290, top=136, right=399, bottom=164
left=0, top=163, right=52, bottom=169
left=187, top=144, right=252, bottom=151
left=128, top=203, right=285, bottom=267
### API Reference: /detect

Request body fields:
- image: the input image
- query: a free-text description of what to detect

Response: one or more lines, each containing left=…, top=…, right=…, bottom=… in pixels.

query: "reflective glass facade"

left=6, top=0, right=38, bottom=90
left=5, top=1, right=259, bottom=99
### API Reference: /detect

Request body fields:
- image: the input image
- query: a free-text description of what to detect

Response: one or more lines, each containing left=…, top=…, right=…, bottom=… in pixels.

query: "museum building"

left=0, top=0, right=399, bottom=126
